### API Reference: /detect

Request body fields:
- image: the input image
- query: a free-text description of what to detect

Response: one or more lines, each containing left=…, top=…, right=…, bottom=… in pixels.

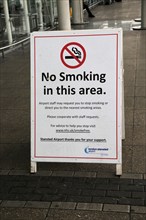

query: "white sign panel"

left=31, top=29, right=122, bottom=164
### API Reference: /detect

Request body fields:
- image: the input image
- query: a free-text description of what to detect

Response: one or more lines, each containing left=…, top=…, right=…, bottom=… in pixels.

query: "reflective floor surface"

left=72, top=19, right=142, bottom=31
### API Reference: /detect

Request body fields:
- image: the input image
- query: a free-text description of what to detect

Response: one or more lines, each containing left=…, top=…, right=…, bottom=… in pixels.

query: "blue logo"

left=84, top=147, right=108, bottom=154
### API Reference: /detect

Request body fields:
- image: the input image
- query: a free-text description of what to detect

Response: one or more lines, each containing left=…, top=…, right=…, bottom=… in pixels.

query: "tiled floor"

left=0, top=1, right=146, bottom=219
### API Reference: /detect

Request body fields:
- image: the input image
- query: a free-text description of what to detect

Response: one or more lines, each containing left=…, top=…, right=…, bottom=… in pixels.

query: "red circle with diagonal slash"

left=60, top=42, right=86, bottom=69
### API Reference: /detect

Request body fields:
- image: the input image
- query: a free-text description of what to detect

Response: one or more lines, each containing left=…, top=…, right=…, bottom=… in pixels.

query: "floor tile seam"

left=0, top=170, right=145, bottom=179
left=0, top=187, right=146, bottom=195
left=0, top=200, right=146, bottom=214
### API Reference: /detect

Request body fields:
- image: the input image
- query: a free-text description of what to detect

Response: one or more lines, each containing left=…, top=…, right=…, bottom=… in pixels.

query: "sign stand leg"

left=116, top=163, right=122, bottom=176
left=31, top=161, right=37, bottom=173
left=122, top=71, right=125, bottom=140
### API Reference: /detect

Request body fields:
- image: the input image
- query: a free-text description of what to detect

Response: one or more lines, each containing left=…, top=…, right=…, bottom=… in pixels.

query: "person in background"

left=83, top=0, right=95, bottom=18
left=0, top=3, right=3, bottom=14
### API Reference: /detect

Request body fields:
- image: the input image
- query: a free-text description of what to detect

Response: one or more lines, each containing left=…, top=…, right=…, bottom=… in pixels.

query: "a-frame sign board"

left=31, top=29, right=123, bottom=175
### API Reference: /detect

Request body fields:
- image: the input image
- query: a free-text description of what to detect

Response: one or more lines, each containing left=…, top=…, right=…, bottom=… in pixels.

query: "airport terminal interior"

left=0, top=0, right=146, bottom=219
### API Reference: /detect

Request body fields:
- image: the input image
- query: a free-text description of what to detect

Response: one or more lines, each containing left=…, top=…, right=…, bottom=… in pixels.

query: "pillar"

left=3, top=0, right=13, bottom=44
left=23, top=0, right=30, bottom=34
left=72, top=0, right=83, bottom=24
left=57, top=0, right=71, bottom=30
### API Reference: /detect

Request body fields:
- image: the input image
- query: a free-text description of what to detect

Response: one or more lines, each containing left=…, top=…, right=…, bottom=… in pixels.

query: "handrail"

left=0, top=36, right=30, bottom=58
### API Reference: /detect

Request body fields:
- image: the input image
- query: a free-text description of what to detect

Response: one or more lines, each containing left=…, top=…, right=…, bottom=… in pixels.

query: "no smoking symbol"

left=60, top=42, right=86, bottom=69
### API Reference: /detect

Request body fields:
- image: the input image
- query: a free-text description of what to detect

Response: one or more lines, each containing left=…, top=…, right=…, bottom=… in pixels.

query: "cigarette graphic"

left=65, top=47, right=81, bottom=59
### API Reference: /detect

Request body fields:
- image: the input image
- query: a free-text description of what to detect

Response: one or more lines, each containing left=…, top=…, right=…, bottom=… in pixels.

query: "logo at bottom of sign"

left=84, top=146, right=109, bottom=156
